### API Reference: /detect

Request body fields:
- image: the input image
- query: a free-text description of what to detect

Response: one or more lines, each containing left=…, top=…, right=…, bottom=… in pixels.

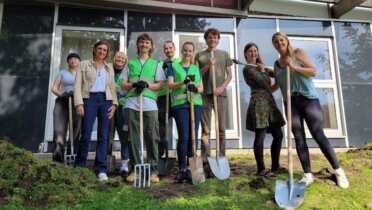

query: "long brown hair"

left=243, top=42, right=264, bottom=65
left=93, top=40, right=110, bottom=60
left=272, top=32, right=295, bottom=60
left=136, top=33, right=154, bottom=57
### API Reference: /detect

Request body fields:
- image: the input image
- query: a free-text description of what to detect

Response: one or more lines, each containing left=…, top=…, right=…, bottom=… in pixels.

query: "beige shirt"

left=74, top=60, right=118, bottom=106
left=194, top=49, right=232, bottom=96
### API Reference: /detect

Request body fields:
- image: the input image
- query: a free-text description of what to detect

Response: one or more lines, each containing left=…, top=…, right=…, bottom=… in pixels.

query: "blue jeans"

left=75, top=93, right=112, bottom=175
left=285, top=95, right=340, bottom=173
left=115, top=106, right=129, bottom=160
left=173, top=106, right=203, bottom=170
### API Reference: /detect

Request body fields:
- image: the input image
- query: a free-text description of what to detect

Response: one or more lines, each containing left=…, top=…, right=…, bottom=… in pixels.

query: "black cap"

left=67, top=53, right=81, bottom=62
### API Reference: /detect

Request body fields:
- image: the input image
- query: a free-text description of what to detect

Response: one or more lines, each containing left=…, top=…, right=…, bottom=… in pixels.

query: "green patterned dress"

left=243, top=66, right=285, bottom=133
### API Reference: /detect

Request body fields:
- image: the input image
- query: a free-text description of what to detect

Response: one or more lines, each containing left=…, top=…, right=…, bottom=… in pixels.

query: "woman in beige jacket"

left=73, top=40, right=118, bottom=181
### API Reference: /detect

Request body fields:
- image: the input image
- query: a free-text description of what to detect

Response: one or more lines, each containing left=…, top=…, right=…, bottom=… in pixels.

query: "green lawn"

left=1, top=139, right=371, bottom=210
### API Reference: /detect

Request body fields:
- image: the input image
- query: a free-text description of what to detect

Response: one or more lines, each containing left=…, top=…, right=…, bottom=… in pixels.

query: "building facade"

left=0, top=0, right=371, bottom=152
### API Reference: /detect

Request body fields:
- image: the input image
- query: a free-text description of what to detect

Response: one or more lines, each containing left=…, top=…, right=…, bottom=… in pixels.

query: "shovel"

left=275, top=66, right=306, bottom=209
left=207, top=50, right=230, bottom=180
left=107, top=117, right=116, bottom=173
left=188, top=90, right=205, bottom=185
left=65, top=96, right=76, bottom=166
left=134, top=93, right=151, bottom=188
left=158, top=88, right=176, bottom=176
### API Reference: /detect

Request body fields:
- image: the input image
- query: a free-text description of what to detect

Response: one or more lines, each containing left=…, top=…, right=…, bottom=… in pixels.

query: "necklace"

left=98, top=71, right=101, bottom=77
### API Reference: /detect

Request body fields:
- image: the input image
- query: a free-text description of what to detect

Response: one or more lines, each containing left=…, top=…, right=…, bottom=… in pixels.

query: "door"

left=44, top=26, right=125, bottom=145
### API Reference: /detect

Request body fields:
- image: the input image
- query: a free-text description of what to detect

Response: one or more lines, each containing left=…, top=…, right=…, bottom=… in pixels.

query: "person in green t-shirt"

left=194, top=28, right=233, bottom=165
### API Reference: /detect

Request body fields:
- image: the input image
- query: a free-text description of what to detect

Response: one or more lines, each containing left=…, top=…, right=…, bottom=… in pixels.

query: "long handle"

left=68, top=97, right=74, bottom=154
left=190, top=90, right=196, bottom=157
left=232, top=59, right=274, bottom=72
left=286, top=65, right=293, bottom=185
left=165, top=88, right=170, bottom=158
left=108, top=117, right=115, bottom=155
left=211, top=51, right=220, bottom=159
left=139, top=93, right=144, bottom=164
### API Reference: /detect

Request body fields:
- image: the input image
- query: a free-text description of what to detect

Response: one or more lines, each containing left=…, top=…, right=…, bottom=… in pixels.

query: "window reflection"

left=316, top=88, right=337, bottom=129
left=291, top=39, right=332, bottom=80
left=127, top=12, right=172, bottom=60
left=279, top=19, right=332, bottom=36
left=176, top=15, right=234, bottom=32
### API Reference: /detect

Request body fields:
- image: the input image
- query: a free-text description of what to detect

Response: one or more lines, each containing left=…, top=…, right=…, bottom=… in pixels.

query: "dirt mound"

left=347, top=143, right=372, bottom=154
left=313, top=168, right=337, bottom=186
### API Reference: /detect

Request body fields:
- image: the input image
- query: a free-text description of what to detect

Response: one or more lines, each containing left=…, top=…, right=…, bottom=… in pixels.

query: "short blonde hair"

left=112, top=51, right=128, bottom=63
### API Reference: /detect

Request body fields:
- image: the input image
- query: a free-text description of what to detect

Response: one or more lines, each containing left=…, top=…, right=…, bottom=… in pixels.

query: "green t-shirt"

left=194, top=49, right=232, bottom=96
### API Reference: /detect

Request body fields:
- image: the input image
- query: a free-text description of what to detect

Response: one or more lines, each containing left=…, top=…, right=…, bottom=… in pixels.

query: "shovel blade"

left=208, top=156, right=230, bottom=180
left=158, top=158, right=176, bottom=176
left=275, top=180, right=306, bottom=209
left=107, top=155, right=116, bottom=173
left=189, top=156, right=205, bottom=185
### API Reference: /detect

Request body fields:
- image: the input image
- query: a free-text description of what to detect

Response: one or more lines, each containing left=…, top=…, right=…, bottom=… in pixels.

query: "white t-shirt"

left=122, top=58, right=165, bottom=111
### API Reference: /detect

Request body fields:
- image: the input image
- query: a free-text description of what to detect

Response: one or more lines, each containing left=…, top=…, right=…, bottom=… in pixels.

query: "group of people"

left=51, top=28, right=349, bottom=188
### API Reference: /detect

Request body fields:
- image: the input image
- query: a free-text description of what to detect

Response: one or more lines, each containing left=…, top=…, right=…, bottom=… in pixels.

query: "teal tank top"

left=275, top=60, right=318, bottom=101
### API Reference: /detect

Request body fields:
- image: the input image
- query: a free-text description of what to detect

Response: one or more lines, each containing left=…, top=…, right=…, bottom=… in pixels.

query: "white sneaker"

left=335, top=168, right=349, bottom=189
left=299, top=173, right=314, bottom=186
left=97, top=173, right=108, bottom=181
left=120, top=159, right=129, bottom=172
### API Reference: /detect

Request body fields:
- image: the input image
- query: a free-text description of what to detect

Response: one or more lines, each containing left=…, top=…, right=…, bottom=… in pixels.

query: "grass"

left=0, top=138, right=371, bottom=210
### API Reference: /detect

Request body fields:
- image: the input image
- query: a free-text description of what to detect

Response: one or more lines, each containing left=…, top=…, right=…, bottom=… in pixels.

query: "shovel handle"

left=139, top=93, right=144, bottom=164
left=286, top=65, right=293, bottom=181
left=68, top=97, right=74, bottom=154
left=165, top=88, right=170, bottom=158
left=211, top=51, right=220, bottom=159
left=190, top=90, right=196, bottom=157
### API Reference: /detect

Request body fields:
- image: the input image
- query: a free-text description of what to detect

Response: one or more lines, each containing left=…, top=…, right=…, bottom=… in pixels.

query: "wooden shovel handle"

left=286, top=65, right=293, bottom=177
left=68, top=97, right=74, bottom=154
left=190, top=90, right=196, bottom=157
left=211, top=51, right=220, bottom=157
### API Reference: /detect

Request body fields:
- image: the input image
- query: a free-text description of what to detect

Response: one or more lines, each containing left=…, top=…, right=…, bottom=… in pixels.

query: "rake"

left=134, top=93, right=151, bottom=188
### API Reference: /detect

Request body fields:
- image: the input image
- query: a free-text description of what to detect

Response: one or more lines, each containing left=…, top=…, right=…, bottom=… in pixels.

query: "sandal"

left=256, top=169, right=276, bottom=178
left=272, top=167, right=288, bottom=174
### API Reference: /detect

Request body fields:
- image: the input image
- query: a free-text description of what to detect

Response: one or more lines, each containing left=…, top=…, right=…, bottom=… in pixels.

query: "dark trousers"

left=113, top=106, right=129, bottom=160
left=75, top=93, right=112, bottom=175
left=157, top=95, right=173, bottom=158
left=52, top=97, right=81, bottom=163
left=285, top=95, right=340, bottom=173
left=253, top=126, right=283, bottom=172
left=173, top=106, right=203, bottom=170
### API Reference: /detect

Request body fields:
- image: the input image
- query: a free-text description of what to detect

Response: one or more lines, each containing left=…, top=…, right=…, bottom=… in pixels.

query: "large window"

left=174, top=32, right=239, bottom=139
left=290, top=37, right=343, bottom=137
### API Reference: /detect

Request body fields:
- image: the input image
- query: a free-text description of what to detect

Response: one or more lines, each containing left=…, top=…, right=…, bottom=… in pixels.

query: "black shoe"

left=175, top=170, right=185, bottom=183
left=185, top=169, right=192, bottom=183
left=120, top=170, right=129, bottom=180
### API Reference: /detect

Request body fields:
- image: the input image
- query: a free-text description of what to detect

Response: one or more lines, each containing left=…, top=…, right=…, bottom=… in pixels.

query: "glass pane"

left=127, top=11, right=172, bottom=60
left=58, top=7, right=124, bottom=27
left=176, top=15, right=234, bottom=32
left=279, top=19, right=332, bottom=36
left=290, top=39, right=333, bottom=80
left=177, top=34, right=234, bottom=130
left=316, top=88, right=338, bottom=129
left=0, top=4, right=54, bottom=152
left=334, top=22, right=372, bottom=83
left=60, top=30, right=120, bottom=69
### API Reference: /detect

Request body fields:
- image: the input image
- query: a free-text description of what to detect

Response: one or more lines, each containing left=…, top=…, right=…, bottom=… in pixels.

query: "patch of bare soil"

left=145, top=183, right=197, bottom=199
left=313, top=168, right=337, bottom=186
left=248, top=177, right=268, bottom=190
